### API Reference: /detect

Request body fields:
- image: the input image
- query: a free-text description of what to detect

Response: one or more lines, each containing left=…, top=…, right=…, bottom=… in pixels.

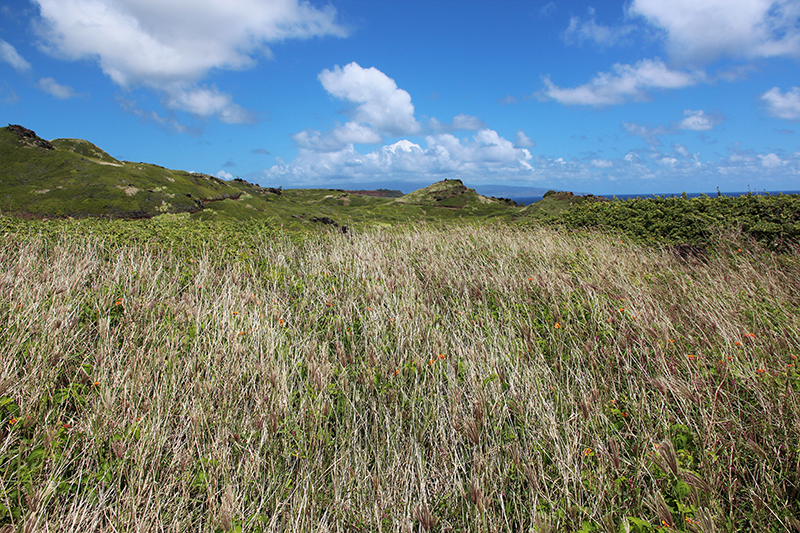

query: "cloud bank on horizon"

left=1, top=0, right=799, bottom=194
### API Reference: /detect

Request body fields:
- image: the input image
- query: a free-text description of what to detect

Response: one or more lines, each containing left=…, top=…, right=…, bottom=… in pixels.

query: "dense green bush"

left=557, top=193, right=800, bottom=252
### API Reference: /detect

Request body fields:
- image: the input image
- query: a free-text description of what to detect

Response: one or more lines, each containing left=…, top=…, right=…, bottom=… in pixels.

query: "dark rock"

left=8, top=124, right=54, bottom=150
left=311, top=216, right=338, bottom=226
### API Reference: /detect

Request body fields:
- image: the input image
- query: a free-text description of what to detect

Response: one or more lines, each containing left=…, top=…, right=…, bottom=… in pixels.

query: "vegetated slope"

left=0, top=125, right=251, bottom=218
left=1, top=217, right=798, bottom=531
left=0, top=126, right=525, bottom=225
left=554, top=193, right=800, bottom=252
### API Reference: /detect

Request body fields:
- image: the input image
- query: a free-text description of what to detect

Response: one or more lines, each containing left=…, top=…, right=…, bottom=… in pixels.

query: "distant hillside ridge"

left=343, top=188, right=403, bottom=198
left=0, top=125, right=557, bottom=226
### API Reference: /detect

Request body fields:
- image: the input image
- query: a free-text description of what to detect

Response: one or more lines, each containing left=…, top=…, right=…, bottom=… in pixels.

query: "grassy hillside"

left=0, top=125, right=248, bottom=218
left=395, top=178, right=502, bottom=209
left=0, top=216, right=798, bottom=531
left=0, top=126, right=528, bottom=226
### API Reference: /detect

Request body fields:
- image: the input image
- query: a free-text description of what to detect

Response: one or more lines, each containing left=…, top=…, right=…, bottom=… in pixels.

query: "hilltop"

left=394, top=178, right=516, bottom=208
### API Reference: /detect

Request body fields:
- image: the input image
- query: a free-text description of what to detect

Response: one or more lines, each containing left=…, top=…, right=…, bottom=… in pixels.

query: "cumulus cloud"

left=292, top=122, right=383, bottom=152
left=761, top=86, right=800, bottom=121
left=162, top=84, right=254, bottom=123
left=268, top=128, right=534, bottom=185
left=629, top=0, right=800, bottom=64
left=514, top=130, right=535, bottom=148
left=564, top=7, right=636, bottom=47
left=318, top=62, right=420, bottom=136
left=32, top=0, right=346, bottom=122
left=677, top=109, right=723, bottom=131
left=37, top=77, right=78, bottom=99
left=759, top=153, right=783, bottom=167
left=541, top=59, right=704, bottom=106
left=0, top=39, right=31, bottom=72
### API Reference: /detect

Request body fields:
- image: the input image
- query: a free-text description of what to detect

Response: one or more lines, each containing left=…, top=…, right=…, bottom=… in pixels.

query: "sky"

left=1, top=0, right=800, bottom=195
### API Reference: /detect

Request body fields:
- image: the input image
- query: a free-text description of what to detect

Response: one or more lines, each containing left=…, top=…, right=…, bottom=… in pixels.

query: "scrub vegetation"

left=1, top=215, right=799, bottom=532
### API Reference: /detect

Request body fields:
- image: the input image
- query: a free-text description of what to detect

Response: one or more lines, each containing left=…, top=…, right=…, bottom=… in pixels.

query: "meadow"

left=1, top=214, right=799, bottom=532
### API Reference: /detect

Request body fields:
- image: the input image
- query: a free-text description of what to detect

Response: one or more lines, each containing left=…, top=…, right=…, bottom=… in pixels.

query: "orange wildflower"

left=554, top=322, right=561, bottom=329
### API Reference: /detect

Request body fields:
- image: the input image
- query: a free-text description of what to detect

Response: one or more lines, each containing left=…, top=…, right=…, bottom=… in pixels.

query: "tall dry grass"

left=1, top=222, right=799, bottom=531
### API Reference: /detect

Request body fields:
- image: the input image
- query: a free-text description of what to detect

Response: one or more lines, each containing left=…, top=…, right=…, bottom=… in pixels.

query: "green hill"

left=520, top=190, right=608, bottom=218
left=0, top=125, right=249, bottom=218
left=1, top=125, right=565, bottom=227
left=394, top=178, right=500, bottom=208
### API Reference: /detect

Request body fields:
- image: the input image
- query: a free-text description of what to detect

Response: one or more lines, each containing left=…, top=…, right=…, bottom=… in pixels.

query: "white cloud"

left=318, top=62, right=420, bottom=136
left=498, top=95, right=519, bottom=106
left=32, top=0, right=346, bottom=122
left=622, top=121, right=670, bottom=146
left=591, top=159, right=613, bottom=168
left=759, top=153, right=783, bottom=167
left=677, top=109, right=722, bottom=131
left=267, top=129, right=534, bottom=185
left=629, top=0, right=800, bottom=64
left=564, top=7, right=635, bottom=47
left=37, top=77, right=78, bottom=99
left=292, top=122, right=382, bottom=152
left=541, top=59, right=704, bottom=106
left=514, top=130, right=535, bottom=148
left=761, top=86, right=800, bottom=121
left=429, top=114, right=485, bottom=133
left=623, top=109, right=723, bottom=146
left=163, top=84, right=254, bottom=123
left=0, top=39, right=31, bottom=72
left=540, top=2, right=556, bottom=17
left=216, top=170, right=234, bottom=180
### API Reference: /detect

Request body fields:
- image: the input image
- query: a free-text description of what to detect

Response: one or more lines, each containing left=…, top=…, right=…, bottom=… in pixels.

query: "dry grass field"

left=1, top=218, right=799, bottom=531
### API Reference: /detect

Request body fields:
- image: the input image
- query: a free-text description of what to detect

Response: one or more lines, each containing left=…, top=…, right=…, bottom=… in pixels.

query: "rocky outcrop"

left=8, top=124, right=54, bottom=150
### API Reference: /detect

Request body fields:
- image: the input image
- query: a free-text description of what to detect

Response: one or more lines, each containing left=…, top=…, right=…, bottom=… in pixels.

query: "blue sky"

left=1, top=0, right=799, bottom=195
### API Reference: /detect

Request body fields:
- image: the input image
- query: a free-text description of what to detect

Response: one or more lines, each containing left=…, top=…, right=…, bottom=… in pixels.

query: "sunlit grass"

left=1, top=219, right=799, bottom=531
